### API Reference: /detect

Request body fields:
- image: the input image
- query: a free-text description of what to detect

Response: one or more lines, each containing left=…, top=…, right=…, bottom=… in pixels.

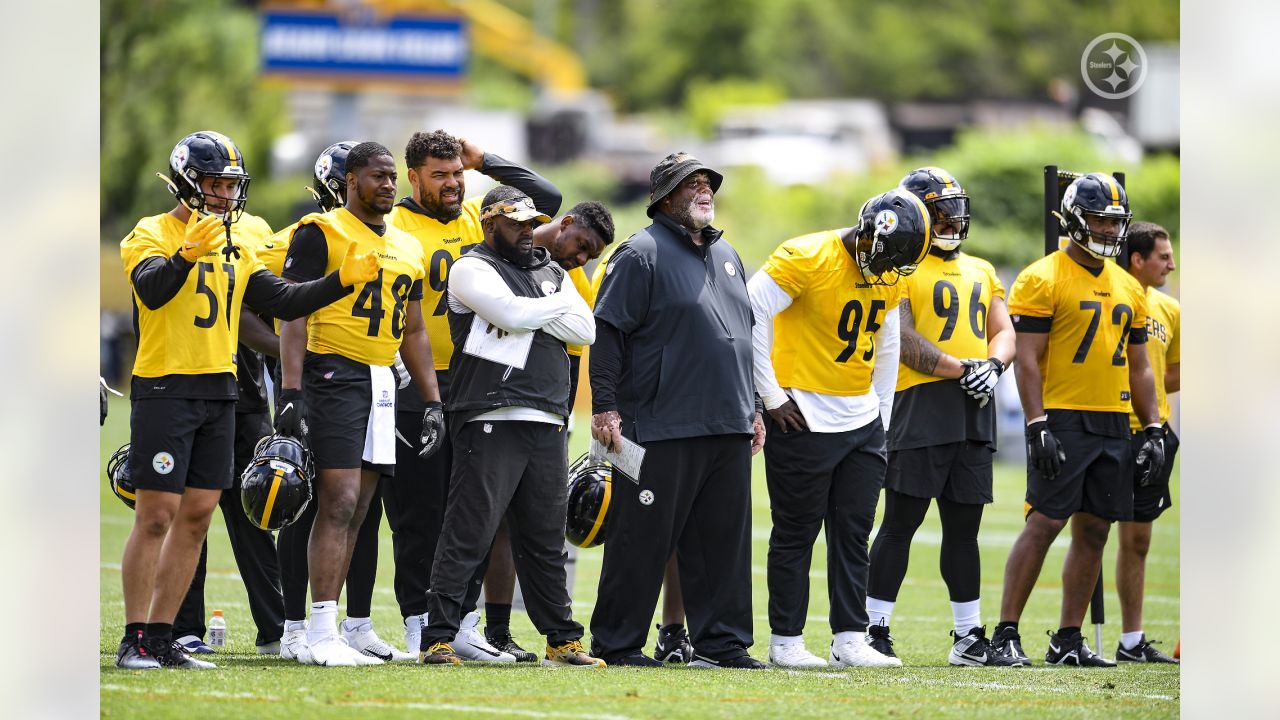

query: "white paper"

left=462, top=314, right=535, bottom=369
left=590, top=436, right=645, bottom=485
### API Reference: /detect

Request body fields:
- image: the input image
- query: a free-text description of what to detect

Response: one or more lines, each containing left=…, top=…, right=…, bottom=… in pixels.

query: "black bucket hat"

left=646, top=152, right=723, bottom=218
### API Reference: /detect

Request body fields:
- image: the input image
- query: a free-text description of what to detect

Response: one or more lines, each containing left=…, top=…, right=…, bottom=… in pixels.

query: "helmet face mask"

left=307, top=141, right=358, bottom=212
left=565, top=454, right=613, bottom=548
left=1058, top=173, right=1131, bottom=259
left=106, top=443, right=136, bottom=510
left=240, top=435, right=313, bottom=531
left=854, top=189, right=932, bottom=286
left=900, top=167, right=970, bottom=252
left=161, top=131, right=250, bottom=224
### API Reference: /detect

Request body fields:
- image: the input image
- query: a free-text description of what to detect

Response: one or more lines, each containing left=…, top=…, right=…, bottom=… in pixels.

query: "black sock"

left=996, top=621, right=1018, bottom=634
left=124, top=622, right=145, bottom=641
left=145, top=622, right=174, bottom=646
left=1057, top=626, right=1081, bottom=638
left=660, top=623, right=684, bottom=634
left=486, top=603, right=512, bottom=632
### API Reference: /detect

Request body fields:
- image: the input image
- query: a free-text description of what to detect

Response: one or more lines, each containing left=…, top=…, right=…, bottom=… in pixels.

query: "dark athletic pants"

left=174, top=412, right=285, bottom=646
left=423, top=420, right=581, bottom=646
left=762, top=415, right=887, bottom=636
left=867, top=489, right=984, bottom=604
left=590, top=434, right=754, bottom=662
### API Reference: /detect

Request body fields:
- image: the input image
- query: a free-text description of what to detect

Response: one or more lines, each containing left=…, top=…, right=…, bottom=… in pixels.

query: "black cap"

left=646, top=152, right=723, bottom=218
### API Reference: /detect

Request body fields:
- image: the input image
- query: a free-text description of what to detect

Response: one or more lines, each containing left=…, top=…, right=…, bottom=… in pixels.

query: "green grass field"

left=99, top=394, right=1178, bottom=718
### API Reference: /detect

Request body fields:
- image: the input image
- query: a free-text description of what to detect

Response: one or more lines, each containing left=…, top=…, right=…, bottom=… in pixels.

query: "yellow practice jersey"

left=256, top=221, right=295, bottom=276
left=286, top=208, right=427, bottom=367
left=122, top=212, right=273, bottom=378
left=897, top=251, right=1005, bottom=392
left=1128, top=287, right=1179, bottom=430
left=1008, top=250, right=1149, bottom=413
left=762, top=230, right=903, bottom=396
left=566, top=265, right=594, bottom=357
left=388, top=198, right=484, bottom=370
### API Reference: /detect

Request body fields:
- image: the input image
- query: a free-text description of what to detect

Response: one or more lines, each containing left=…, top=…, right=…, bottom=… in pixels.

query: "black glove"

left=959, top=357, right=1005, bottom=408
left=1026, top=419, right=1066, bottom=480
left=275, top=388, right=309, bottom=444
left=99, top=379, right=108, bottom=426
left=1135, top=425, right=1167, bottom=487
left=419, top=401, right=445, bottom=458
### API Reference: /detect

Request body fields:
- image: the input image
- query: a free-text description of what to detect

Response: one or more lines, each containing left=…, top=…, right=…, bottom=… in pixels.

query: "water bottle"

left=208, top=609, right=227, bottom=648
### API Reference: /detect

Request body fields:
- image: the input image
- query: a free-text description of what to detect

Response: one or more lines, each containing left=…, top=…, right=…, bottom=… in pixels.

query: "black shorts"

left=303, top=352, right=395, bottom=476
left=886, top=441, right=994, bottom=504
left=129, top=396, right=235, bottom=493
left=1130, top=425, right=1179, bottom=522
left=1026, top=411, right=1132, bottom=521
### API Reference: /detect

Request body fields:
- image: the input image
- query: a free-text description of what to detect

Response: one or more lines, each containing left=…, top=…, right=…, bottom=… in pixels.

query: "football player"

left=1115, top=221, right=1179, bottom=664
left=115, top=130, right=380, bottom=670
left=275, top=141, right=444, bottom=667
left=864, top=168, right=1017, bottom=667
left=992, top=173, right=1165, bottom=667
left=748, top=189, right=930, bottom=668
left=385, top=129, right=563, bottom=662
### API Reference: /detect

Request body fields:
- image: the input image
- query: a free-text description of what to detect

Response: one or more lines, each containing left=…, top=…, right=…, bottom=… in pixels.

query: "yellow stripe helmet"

left=240, top=434, right=313, bottom=531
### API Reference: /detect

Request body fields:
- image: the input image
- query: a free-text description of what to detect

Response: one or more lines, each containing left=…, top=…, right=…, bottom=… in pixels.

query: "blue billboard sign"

left=260, top=10, right=467, bottom=80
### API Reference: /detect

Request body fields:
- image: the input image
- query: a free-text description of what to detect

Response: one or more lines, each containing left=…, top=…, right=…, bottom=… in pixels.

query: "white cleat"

left=404, top=614, right=424, bottom=655
left=342, top=619, right=415, bottom=662
left=829, top=638, right=903, bottom=668
left=768, top=642, right=828, bottom=668
left=453, top=611, right=516, bottom=663
left=308, top=634, right=382, bottom=667
left=280, top=628, right=309, bottom=662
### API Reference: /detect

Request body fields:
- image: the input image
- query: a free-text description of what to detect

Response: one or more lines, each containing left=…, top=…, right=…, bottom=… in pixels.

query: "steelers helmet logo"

left=314, top=153, right=333, bottom=182
left=541, top=280, right=558, bottom=296
left=639, top=489, right=655, bottom=506
left=152, top=452, right=175, bottom=475
left=723, top=261, right=736, bottom=277
left=170, top=144, right=189, bottom=172
left=874, top=209, right=898, bottom=235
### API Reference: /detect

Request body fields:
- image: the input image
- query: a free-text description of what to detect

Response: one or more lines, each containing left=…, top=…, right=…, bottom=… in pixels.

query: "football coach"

left=588, top=152, right=767, bottom=669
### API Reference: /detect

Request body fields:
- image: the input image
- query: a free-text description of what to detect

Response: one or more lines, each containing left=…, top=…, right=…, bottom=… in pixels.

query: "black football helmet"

left=899, top=166, right=970, bottom=251
left=1056, top=172, right=1132, bottom=259
left=158, top=131, right=250, bottom=224
left=565, top=454, right=613, bottom=548
left=240, top=434, right=313, bottom=531
left=106, top=443, right=137, bottom=510
left=307, top=141, right=359, bottom=212
left=853, top=188, right=932, bottom=285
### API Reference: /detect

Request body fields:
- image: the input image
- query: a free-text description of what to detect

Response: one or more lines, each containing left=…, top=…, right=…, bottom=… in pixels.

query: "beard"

left=422, top=186, right=463, bottom=220
left=670, top=196, right=715, bottom=230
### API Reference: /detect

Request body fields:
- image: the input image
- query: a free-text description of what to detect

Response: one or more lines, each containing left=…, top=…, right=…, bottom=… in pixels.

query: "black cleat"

left=991, top=625, right=1032, bottom=666
left=1045, top=630, right=1115, bottom=667
left=148, top=639, right=216, bottom=669
left=689, top=652, right=768, bottom=669
left=949, top=626, right=1019, bottom=667
left=867, top=622, right=898, bottom=659
left=653, top=623, right=694, bottom=664
left=608, top=651, right=664, bottom=667
left=1116, top=635, right=1179, bottom=664
left=115, top=630, right=160, bottom=670
left=484, top=627, right=538, bottom=663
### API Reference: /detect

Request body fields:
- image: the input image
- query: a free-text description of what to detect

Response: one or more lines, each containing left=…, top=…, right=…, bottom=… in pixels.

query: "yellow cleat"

left=543, top=639, right=606, bottom=668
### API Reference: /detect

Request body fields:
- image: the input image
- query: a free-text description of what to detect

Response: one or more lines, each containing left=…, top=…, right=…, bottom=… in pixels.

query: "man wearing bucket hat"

left=588, top=153, right=767, bottom=668
left=418, top=185, right=604, bottom=667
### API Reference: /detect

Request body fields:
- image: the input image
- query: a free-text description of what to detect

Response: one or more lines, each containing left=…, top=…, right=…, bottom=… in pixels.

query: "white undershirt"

left=747, top=270, right=900, bottom=433
left=448, top=255, right=595, bottom=425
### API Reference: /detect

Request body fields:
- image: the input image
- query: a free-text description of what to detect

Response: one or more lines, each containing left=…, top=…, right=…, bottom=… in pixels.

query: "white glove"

left=958, top=358, right=1005, bottom=408
left=392, top=352, right=411, bottom=390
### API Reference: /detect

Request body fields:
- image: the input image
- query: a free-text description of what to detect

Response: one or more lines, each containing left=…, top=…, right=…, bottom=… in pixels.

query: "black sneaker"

left=653, top=623, right=694, bottom=664
left=949, top=626, right=1018, bottom=667
left=1115, top=635, right=1179, bottom=664
left=689, top=652, right=768, bottom=669
left=991, top=625, right=1032, bottom=666
left=1045, top=630, right=1115, bottom=667
left=115, top=630, right=160, bottom=670
left=148, top=639, right=217, bottom=669
left=609, top=651, right=664, bottom=667
left=867, top=622, right=898, bottom=659
left=484, top=627, right=538, bottom=663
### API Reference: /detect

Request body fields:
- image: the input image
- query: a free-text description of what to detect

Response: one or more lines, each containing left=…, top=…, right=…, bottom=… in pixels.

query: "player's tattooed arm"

left=898, top=298, right=964, bottom=378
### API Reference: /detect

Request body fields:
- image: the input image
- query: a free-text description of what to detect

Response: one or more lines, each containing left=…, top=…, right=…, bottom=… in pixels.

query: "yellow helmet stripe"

left=903, top=191, right=932, bottom=264
left=1104, top=174, right=1121, bottom=206
left=218, top=133, right=239, bottom=168
left=578, top=476, right=612, bottom=548
left=119, top=485, right=136, bottom=503
left=257, top=466, right=285, bottom=530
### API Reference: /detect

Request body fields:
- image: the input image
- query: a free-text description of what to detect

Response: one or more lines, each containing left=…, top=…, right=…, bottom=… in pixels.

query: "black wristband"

left=989, top=357, right=1006, bottom=375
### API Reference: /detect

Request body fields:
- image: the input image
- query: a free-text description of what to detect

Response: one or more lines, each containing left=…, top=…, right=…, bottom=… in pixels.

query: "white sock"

left=951, top=599, right=981, bottom=636
left=284, top=619, right=306, bottom=633
left=307, top=601, right=338, bottom=645
left=833, top=631, right=865, bottom=645
left=1120, top=630, right=1144, bottom=650
left=770, top=634, right=803, bottom=647
left=342, top=616, right=371, bottom=633
left=867, top=597, right=895, bottom=628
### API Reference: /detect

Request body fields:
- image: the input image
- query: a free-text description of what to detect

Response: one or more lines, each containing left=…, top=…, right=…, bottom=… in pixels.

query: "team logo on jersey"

left=638, top=489, right=655, bottom=506
left=541, top=280, right=558, bottom=296
left=723, top=261, right=736, bottom=277
left=152, top=452, right=175, bottom=475
left=170, top=144, right=189, bottom=172
left=874, top=209, right=898, bottom=235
